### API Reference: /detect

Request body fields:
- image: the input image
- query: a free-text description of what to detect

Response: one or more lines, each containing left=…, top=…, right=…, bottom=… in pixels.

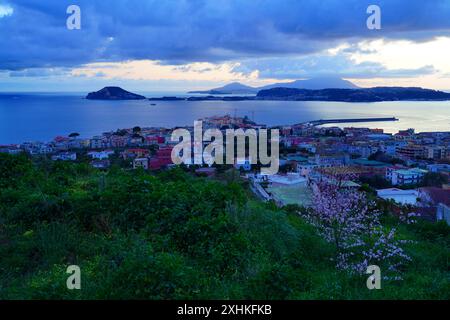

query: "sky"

left=1, top=0, right=450, bottom=92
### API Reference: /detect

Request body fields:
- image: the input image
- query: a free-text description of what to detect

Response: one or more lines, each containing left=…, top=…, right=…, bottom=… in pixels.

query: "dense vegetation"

left=0, top=153, right=448, bottom=299
left=257, top=87, right=450, bottom=102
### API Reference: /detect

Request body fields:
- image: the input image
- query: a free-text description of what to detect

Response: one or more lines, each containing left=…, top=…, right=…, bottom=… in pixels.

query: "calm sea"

left=0, top=92, right=449, bottom=144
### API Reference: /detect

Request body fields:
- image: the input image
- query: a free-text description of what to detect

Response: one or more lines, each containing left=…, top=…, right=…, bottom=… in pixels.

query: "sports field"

left=266, top=183, right=313, bottom=207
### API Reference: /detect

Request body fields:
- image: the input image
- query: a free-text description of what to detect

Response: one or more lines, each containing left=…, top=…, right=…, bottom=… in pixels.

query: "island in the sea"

left=150, top=86, right=450, bottom=103
left=86, top=86, right=146, bottom=100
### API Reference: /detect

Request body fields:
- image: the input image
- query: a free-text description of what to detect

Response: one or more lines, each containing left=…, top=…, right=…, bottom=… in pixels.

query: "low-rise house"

left=0, top=145, right=23, bottom=154
left=417, top=187, right=450, bottom=225
left=282, top=136, right=305, bottom=148
left=52, top=136, right=71, bottom=151
left=88, top=150, right=115, bottom=160
left=20, top=142, right=54, bottom=154
left=394, top=128, right=415, bottom=141
left=282, top=155, right=308, bottom=170
left=235, top=158, right=252, bottom=171
left=122, top=148, right=150, bottom=160
left=51, top=152, right=77, bottom=161
left=20, top=142, right=53, bottom=155
left=68, top=139, right=89, bottom=149
left=53, top=141, right=70, bottom=151
left=133, top=157, right=149, bottom=170
left=109, top=135, right=128, bottom=148
left=91, top=160, right=111, bottom=169
left=377, top=188, right=419, bottom=205
left=90, top=136, right=107, bottom=149
left=145, top=136, right=165, bottom=145
left=38, top=144, right=54, bottom=154
left=344, top=127, right=372, bottom=137
left=149, top=147, right=174, bottom=170
left=129, top=136, right=144, bottom=146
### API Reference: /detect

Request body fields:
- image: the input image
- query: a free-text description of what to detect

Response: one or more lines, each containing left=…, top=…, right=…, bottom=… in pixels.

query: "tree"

left=303, top=176, right=411, bottom=277
left=360, top=175, right=392, bottom=189
left=422, top=172, right=449, bottom=187
left=68, top=132, right=80, bottom=138
left=132, top=126, right=142, bottom=134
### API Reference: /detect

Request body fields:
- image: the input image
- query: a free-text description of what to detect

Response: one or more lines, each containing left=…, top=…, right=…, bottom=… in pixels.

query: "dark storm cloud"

left=1, top=0, right=450, bottom=71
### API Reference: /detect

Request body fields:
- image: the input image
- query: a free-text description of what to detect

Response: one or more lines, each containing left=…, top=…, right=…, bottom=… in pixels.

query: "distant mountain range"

left=188, top=77, right=359, bottom=94
left=88, top=83, right=450, bottom=103
left=150, top=86, right=450, bottom=102
left=86, top=86, right=146, bottom=100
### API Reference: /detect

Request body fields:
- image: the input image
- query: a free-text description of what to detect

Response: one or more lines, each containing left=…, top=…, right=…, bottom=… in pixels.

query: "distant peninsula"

left=86, top=87, right=146, bottom=100
left=151, top=86, right=450, bottom=102
left=256, top=87, right=450, bottom=102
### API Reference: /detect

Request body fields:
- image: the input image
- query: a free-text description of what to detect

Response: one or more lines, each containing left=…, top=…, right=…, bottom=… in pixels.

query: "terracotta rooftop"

left=420, top=187, right=450, bottom=206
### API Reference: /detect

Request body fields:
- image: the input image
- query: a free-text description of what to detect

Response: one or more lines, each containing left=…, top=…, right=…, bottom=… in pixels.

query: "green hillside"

left=0, top=154, right=448, bottom=299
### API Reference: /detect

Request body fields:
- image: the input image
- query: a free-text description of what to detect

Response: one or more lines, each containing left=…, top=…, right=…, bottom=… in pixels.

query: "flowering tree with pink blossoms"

left=304, top=174, right=411, bottom=279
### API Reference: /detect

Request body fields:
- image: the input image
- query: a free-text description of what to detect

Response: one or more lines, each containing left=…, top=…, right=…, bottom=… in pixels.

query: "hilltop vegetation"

left=86, top=87, right=146, bottom=100
left=0, top=153, right=448, bottom=299
left=257, top=87, right=450, bottom=102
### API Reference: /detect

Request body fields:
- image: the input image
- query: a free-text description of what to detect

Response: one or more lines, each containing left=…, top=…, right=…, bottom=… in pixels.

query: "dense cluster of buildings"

left=256, top=122, right=449, bottom=225
left=0, top=126, right=175, bottom=170
left=1, top=115, right=449, bottom=224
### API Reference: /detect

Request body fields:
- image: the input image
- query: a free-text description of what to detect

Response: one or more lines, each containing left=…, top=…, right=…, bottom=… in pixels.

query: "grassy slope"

left=0, top=154, right=448, bottom=299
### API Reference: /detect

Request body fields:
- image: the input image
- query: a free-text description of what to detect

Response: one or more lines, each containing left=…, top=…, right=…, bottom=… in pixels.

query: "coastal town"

left=3, top=0, right=450, bottom=304
left=1, top=114, right=449, bottom=225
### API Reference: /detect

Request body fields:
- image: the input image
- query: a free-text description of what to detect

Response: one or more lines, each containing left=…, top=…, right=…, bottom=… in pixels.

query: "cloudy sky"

left=1, top=0, right=450, bottom=92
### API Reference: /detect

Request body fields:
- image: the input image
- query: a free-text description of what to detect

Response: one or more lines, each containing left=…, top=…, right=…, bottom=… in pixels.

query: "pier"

left=299, top=117, right=399, bottom=126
